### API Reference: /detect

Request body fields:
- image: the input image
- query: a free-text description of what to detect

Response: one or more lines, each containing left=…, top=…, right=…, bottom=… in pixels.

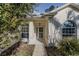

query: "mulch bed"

left=45, top=47, right=62, bottom=56
left=11, top=43, right=35, bottom=56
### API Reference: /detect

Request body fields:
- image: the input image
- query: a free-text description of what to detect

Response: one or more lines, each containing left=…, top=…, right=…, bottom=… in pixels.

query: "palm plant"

left=58, top=38, right=79, bottom=55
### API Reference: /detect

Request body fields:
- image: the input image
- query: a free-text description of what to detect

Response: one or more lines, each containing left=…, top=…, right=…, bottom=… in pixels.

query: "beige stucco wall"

left=48, top=6, right=79, bottom=46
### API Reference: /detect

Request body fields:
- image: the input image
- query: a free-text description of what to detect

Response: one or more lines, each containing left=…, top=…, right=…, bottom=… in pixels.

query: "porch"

left=21, top=17, right=48, bottom=46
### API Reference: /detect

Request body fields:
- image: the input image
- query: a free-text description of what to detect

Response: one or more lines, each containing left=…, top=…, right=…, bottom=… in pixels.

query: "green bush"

left=58, top=38, right=79, bottom=56
left=0, top=31, right=20, bottom=49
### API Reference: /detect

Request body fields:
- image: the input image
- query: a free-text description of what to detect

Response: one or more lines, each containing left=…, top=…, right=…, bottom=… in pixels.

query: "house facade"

left=20, top=3, right=79, bottom=46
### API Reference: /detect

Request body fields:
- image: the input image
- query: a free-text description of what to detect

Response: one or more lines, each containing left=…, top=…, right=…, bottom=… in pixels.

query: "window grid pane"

left=22, top=24, right=29, bottom=38
left=62, top=20, right=76, bottom=37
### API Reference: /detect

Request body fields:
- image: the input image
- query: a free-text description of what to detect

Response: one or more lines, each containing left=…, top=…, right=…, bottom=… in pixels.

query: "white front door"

left=36, top=27, right=44, bottom=41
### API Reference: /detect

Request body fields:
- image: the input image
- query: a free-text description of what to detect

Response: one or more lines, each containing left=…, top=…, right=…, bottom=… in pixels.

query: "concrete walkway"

left=33, top=44, right=47, bottom=56
left=30, top=39, right=47, bottom=56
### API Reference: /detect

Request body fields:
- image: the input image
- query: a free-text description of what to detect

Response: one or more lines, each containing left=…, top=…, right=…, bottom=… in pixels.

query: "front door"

left=36, top=27, right=44, bottom=41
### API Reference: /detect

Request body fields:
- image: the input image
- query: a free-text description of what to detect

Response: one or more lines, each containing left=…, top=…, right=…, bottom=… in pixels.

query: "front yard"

left=1, top=31, right=79, bottom=56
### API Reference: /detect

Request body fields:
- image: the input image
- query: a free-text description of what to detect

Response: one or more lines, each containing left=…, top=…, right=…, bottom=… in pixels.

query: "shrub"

left=58, top=37, right=79, bottom=56
left=0, top=31, right=20, bottom=49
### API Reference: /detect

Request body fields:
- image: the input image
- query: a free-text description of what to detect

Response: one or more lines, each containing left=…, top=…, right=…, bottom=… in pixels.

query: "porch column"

left=29, top=21, right=36, bottom=44
left=48, top=20, right=55, bottom=45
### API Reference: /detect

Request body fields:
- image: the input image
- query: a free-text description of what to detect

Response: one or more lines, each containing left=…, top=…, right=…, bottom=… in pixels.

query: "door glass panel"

left=36, top=27, right=43, bottom=39
left=39, top=33, right=43, bottom=38
left=39, top=27, right=43, bottom=32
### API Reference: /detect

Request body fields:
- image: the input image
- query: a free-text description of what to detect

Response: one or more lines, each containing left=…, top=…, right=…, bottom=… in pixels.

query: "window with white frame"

left=62, top=20, right=76, bottom=36
left=21, top=24, right=29, bottom=38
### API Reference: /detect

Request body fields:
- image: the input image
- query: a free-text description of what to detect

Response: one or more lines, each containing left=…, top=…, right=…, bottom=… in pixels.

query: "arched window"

left=62, top=20, right=76, bottom=36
